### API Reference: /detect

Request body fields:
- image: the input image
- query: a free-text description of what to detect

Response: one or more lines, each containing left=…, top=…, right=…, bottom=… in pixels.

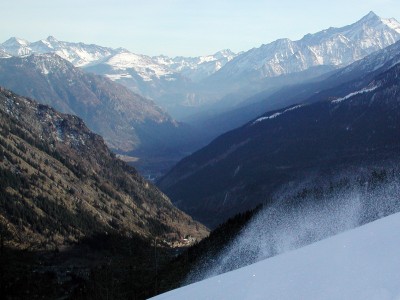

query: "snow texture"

left=253, top=104, right=303, bottom=124
left=331, top=85, right=379, bottom=103
left=152, top=211, right=400, bottom=300
left=0, top=36, right=237, bottom=82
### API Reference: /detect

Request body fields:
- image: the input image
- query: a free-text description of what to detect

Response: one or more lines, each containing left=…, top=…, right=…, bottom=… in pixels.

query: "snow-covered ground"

left=252, top=104, right=304, bottom=124
left=331, top=85, right=379, bottom=103
left=151, top=211, right=400, bottom=300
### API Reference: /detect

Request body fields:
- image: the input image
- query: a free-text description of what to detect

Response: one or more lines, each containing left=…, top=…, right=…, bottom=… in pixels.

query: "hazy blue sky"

left=1, top=0, right=399, bottom=57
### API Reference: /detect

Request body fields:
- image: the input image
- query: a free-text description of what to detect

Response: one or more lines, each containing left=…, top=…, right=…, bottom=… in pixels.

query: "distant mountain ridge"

left=158, top=41, right=400, bottom=228
left=214, top=12, right=400, bottom=80
left=2, top=12, right=399, bottom=120
left=0, top=36, right=237, bottom=82
left=191, top=35, right=400, bottom=144
left=0, top=36, right=123, bottom=67
left=0, top=53, right=199, bottom=159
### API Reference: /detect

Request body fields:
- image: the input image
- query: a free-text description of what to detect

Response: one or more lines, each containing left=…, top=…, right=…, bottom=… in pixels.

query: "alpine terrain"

left=0, top=87, right=208, bottom=248
left=0, top=86, right=209, bottom=298
left=2, top=12, right=399, bottom=120
left=0, top=53, right=200, bottom=176
left=187, top=11, right=400, bottom=140
left=152, top=211, right=400, bottom=300
left=3, top=8, right=400, bottom=300
left=158, top=39, right=400, bottom=228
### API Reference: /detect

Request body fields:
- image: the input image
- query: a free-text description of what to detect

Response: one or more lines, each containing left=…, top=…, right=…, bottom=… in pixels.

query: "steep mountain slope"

left=155, top=164, right=400, bottom=294
left=158, top=52, right=400, bottom=228
left=0, top=53, right=199, bottom=163
left=191, top=37, right=400, bottom=142
left=0, top=49, right=11, bottom=59
left=152, top=211, right=400, bottom=300
left=0, top=87, right=208, bottom=249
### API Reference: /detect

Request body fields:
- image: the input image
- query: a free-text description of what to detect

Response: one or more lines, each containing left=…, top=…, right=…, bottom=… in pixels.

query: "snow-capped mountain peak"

left=34, top=36, right=60, bottom=51
left=2, top=37, right=30, bottom=47
left=45, top=35, right=59, bottom=43
left=150, top=49, right=239, bottom=82
left=1, top=36, right=121, bottom=67
left=358, top=10, right=380, bottom=22
left=214, top=12, right=400, bottom=80
left=1, top=37, right=32, bottom=56
left=0, top=36, right=237, bottom=83
left=104, top=51, right=173, bottom=81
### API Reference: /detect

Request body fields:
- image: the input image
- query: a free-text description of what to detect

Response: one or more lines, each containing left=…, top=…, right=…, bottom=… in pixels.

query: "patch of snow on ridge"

left=253, top=105, right=303, bottom=124
left=331, top=85, right=379, bottom=103
left=105, top=52, right=172, bottom=80
left=105, top=74, right=133, bottom=81
left=382, top=18, right=400, bottom=34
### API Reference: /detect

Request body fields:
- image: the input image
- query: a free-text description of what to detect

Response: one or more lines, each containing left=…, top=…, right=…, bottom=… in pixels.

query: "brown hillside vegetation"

left=0, top=87, right=208, bottom=250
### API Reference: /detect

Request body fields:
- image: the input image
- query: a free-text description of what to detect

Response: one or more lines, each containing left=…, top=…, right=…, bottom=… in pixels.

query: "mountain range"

left=2, top=12, right=399, bottom=120
left=158, top=38, right=400, bottom=228
left=0, top=35, right=237, bottom=118
left=0, top=53, right=204, bottom=177
left=186, top=11, right=400, bottom=137
left=0, top=36, right=236, bottom=80
left=1, top=11, right=399, bottom=185
left=213, top=11, right=400, bottom=80
left=190, top=19, right=400, bottom=142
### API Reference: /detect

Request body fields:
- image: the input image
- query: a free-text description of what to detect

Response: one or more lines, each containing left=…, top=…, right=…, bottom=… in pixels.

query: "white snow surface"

left=331, top=85, right=379, bottom=103
left=382, top=18, right=400, bottom=34
left=152, top=212, right=400, bottom=300
left=253, top=104, right=303, bottom=124
left=105, top=52, right=173, bottom=81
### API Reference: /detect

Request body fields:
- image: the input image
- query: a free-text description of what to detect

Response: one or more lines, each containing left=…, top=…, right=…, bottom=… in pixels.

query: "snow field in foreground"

left=152, top=211, right=400, bottom=300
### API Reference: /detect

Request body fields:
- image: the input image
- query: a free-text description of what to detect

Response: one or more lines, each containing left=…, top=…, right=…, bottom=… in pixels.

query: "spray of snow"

left=152, top=211, right=400, bottom=300
left=185, top=167, right=400, bottom=285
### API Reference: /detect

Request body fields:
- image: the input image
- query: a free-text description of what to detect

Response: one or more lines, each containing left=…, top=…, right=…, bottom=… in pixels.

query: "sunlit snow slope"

left=152, top=212, right=400, bottom=300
